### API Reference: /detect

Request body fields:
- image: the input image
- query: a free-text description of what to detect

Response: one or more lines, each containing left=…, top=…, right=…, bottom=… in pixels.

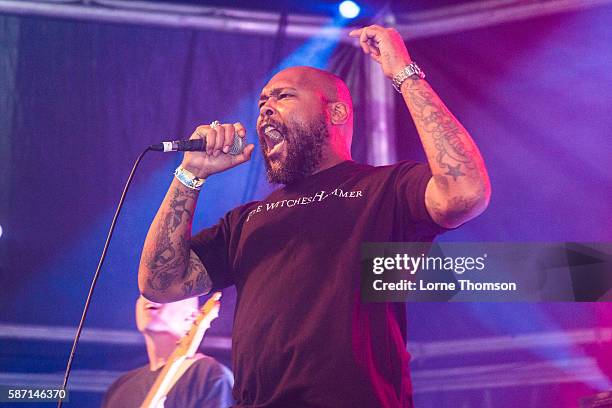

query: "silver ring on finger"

left=210, top=120, right=221, bottom=129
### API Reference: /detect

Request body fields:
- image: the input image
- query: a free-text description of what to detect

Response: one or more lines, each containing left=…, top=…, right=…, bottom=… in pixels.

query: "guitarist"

left=102, top=295, right=234, bottom=408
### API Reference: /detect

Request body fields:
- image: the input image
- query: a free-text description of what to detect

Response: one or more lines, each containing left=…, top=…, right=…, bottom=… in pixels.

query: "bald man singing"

left=138, top=25, right=490, bottom=407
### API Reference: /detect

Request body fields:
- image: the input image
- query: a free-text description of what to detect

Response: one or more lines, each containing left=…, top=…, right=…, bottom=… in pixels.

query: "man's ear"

left=328, top=101, right=350, bottom=125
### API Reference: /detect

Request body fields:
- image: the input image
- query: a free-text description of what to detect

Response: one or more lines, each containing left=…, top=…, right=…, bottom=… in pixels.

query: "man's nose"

left=259, top=102, right=276, bottom=118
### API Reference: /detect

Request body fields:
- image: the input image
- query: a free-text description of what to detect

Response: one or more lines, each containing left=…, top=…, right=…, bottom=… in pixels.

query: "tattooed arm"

left=350, top=25, right=491, bottom=228
left=138, top=123, right=254, bottom=303
left=401, top=79, right=490, bottom=228
left=138, top=179, right=212, bottom=302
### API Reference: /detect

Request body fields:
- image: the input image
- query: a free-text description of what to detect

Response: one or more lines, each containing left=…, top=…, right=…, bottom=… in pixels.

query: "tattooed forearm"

left=139, top=180, right=201, bottom=301
left=404, top=79, right=479, bottom=183
left=146, top=235, right=187, bottom=291
left=401, top=78, right=491, bottom=226
left=146, top=189, right=194, bottom=269
left=181, top=250, right=212, bottom=296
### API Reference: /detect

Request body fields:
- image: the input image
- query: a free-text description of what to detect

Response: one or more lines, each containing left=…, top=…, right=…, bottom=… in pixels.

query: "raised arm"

left=138, top=123, right=254, bottom=302
left=350, top=25, right=491, bottom=228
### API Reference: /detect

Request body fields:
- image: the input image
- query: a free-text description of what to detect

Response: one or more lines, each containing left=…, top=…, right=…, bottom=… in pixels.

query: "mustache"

left=259, top=119, right=288, bottom=136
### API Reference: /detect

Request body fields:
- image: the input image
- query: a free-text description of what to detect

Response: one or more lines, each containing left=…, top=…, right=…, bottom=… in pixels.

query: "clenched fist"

left=181, top=122, right=255, bottom=179
left=349, top=25, right=412, bottom=79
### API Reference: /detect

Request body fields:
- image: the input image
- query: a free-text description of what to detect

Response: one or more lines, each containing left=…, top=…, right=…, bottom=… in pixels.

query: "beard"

left=259, top=116, right=328, bottom=185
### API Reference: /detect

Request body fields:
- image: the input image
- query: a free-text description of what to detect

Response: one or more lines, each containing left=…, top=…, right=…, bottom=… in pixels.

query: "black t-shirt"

left=191, top=160, right=448, bottom=408
left=101, top=355, right=234, bottom=408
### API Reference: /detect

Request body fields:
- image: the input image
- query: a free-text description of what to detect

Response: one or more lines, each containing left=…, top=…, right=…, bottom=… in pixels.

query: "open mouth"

left=263, top=125, right=286, bottom=158
left=263, top=125, right=284, bottom=145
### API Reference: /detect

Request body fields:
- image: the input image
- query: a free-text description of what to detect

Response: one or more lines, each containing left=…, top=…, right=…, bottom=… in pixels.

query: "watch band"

left=392, top=62, right=426, bottom=93
left=174, top=165, right=205, bottom=190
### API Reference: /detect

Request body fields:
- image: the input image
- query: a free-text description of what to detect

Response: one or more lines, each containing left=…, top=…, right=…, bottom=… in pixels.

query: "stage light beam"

left=339, top=1, right=360, bottom=19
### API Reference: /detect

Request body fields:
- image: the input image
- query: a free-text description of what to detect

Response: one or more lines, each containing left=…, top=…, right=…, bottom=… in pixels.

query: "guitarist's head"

left=136, top=295, right=199, bottom=339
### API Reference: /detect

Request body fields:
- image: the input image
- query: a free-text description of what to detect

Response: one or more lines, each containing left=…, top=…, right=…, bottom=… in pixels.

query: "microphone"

left=150, top=135, right=245, bottom=155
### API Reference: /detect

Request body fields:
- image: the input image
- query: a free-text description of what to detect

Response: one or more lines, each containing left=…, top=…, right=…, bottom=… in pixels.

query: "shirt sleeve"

left=190, top=203, right=255, bottom=290
left=100, top=381, right=117, bottom=408
left=100, top=367, right=151, bottom=408
left=167, top=356, right=235, bottom=408
left=191, top=212, right=235, bottom=291
left=393, top=161, right=454, bottom=238
left=199, top=361, right=235, bottom=408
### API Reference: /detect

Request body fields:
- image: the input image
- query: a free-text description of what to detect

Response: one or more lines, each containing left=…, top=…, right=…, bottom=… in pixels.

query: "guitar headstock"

left=174, top=292, right=222, bottom=358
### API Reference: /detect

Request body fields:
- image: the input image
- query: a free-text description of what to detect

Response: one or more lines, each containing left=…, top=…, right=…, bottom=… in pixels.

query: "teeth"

left=264, top=127, right=283, bottom=143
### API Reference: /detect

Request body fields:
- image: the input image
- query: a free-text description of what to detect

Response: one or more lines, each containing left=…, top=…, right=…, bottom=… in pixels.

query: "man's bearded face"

left=258, top=115, right=328, bottom=185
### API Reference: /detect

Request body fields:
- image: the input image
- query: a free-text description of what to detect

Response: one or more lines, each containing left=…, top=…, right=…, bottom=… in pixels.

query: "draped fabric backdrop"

left=1, top=5, right=611, bottom=407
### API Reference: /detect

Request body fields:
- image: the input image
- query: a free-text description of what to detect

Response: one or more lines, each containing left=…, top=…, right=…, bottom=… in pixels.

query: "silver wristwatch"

left=392, top=62, right=426, bottom=92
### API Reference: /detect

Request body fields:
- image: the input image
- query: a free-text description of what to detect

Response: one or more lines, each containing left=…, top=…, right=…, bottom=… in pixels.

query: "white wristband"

left=174, top=166, right=205, bottom=190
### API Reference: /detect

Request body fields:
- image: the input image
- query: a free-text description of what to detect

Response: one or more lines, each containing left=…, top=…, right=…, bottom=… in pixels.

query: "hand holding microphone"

left=154, top=121, right=255, bottom=179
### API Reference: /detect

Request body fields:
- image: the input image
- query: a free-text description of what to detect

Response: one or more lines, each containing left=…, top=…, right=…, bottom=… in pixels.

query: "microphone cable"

left=57, top=146, right=152, bottom=407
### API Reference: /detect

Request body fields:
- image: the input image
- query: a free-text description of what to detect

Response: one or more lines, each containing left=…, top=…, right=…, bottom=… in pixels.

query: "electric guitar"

left=140, top=292, right=222, bottom=408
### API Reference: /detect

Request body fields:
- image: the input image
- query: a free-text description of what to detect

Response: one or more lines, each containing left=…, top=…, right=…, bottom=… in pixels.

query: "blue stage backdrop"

left=1, top=4, right=611, bottom=407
